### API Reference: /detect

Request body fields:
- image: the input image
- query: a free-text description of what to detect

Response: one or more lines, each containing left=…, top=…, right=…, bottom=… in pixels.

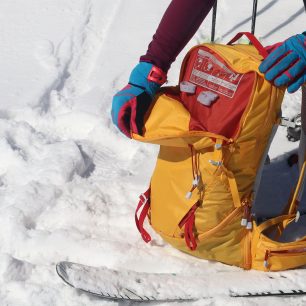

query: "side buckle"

left=280, top=117, right=298, bottom=128
left=147, top=66, right=167, bottom=85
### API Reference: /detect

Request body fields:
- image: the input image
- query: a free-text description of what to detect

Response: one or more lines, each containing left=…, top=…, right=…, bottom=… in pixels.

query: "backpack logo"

left=190, top=49, right=243, bottom=98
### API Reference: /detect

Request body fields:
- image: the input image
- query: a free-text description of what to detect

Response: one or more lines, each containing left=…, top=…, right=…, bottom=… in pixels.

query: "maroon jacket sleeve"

left=140, top=0, right=216, bottom=73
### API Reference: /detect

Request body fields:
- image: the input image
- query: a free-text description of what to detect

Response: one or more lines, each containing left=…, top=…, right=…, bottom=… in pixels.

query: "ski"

left=233, top=289, right=306, bottom=297
left=56, top=261, right=196, bottom=302
left=57, top=261, right=306, bottom=301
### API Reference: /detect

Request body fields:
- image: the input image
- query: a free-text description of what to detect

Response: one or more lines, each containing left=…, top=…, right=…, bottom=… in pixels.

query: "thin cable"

left=211, top=1, right=218, bottom=42
left=251, top=0, right=258, bottom=34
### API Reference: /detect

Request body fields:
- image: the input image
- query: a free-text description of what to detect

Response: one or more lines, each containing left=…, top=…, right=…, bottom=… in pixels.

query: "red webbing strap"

left=179, top=203, right=198, bottom=251
left=227, top=32, right=268, bottom=58
left=185, top=213, right=197, bottom=251
left=135, top=188, right=151, bottom=243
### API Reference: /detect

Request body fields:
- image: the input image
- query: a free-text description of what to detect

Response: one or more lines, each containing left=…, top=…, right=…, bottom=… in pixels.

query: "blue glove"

left=111, top=62, right=166, bottom=138
left=259, top=33, right=306, bottom=93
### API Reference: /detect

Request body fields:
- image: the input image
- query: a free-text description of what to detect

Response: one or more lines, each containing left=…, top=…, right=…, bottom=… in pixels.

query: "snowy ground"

left=0, top=0, right=305, bottom=305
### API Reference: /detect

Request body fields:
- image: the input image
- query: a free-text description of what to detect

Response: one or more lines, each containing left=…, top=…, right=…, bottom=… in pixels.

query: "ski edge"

left=56, top=262, right=196, bottom=302
left=231, top=289, right=306, bottom=298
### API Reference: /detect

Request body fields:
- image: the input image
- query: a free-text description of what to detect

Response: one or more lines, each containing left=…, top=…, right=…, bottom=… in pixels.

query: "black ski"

left=233, top=289, right=306, bottom=298
left=211, top=1, right=218, bottom=42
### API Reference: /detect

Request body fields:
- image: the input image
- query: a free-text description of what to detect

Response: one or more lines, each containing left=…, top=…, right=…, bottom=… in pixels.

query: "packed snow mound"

left=0, top=0, right=305, bottom=305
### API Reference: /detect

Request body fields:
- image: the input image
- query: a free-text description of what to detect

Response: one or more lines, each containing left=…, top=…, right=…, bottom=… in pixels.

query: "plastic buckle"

left=209, top=160, right=223, bottom=166
left=280, top=117, right=296, bottom=128
left=147, top=66, right=167, bottom=85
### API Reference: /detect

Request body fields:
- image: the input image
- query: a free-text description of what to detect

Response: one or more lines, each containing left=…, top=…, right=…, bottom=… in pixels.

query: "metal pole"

left=211, top=1, right=217, bottom=42
left=251, top=0, right=258, bottom=34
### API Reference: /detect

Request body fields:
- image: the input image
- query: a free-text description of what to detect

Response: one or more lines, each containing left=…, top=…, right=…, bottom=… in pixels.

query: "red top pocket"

left=177, top=46, right=256, bottom=139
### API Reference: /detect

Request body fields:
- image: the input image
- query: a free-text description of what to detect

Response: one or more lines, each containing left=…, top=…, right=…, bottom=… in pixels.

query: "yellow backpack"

left=133, top=32, right=306, bottom=271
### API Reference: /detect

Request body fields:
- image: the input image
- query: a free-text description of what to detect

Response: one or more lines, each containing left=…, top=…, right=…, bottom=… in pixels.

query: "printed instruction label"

left=189, top=49, right=243, bottom=98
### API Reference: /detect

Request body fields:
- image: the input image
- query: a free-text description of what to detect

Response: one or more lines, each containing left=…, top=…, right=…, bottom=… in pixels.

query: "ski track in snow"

left=0, top=1, right=166, bottom=305
left=0, top=0, right=305, bottom=305
left=0, top=1, right=145, bottom=305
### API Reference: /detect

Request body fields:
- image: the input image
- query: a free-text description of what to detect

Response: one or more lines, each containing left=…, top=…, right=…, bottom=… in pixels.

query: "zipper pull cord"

left=241, top=205, right=248, bottom=227
left=246, top=210, right=253, bottom=230
left=241, top=198, right=253, bottom=230
left=186, top=145, right=200, bottom=200
left=264, top=250, right=270, bottom=268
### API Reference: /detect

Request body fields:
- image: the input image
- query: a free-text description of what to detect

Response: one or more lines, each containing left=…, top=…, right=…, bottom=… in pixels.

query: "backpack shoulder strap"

left=288, top=160, right=306, bottom=214
left=287, top=85, right=306, bottom=214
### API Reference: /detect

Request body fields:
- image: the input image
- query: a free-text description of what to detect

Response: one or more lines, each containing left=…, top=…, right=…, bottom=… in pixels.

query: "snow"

left=0, top=0, right=305, bottom=305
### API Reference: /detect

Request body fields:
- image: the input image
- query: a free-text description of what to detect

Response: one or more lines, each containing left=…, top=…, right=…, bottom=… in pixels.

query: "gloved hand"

left=259, top=33, right=306, bottom=93
left=111, top=62, right=167, bottom=138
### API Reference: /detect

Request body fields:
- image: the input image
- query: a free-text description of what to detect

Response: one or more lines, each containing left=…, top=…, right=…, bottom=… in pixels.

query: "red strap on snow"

left=227, top=32, right=268, bottom=58
left=179, top=203, right=198, bottom=251
left=135, top=188, right=151, bottom=243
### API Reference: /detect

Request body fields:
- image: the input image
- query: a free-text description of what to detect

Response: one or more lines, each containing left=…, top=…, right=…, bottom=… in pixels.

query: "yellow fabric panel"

left=154, top=207, right=246, bottom=268
left=151, top=145, right=239, bottom=235
left=150, top=146, right=197, bottom=235
left=132, top=92, right=190, bottom=146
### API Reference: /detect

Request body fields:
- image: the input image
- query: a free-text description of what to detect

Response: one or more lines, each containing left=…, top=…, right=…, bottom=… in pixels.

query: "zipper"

left=179, top=45, right=270, bottom=143
left=179, top=44, right=258, bottom=142
left=197, top=206, right=242, bottom=241
left=262, top=87, right=274, bottom=130
left=209, top=45, right=263, bottom=66
left=232, top=74, right=258, bottom=141
left=264, top=247, right=306, bottom=269
left=203, top=47, right=261, bottom=143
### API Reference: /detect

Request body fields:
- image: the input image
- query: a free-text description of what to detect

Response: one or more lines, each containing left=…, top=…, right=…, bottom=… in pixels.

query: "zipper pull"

left=246, top=212, right=253, bottom=230
left=295, top=211, right=301, bottom=223
left=185, top=175, right=200, bottom=199
left=241, top=205, right=247, bottom=227
left=193, top=176, right=200, bottom=186
left=264, top=250, right=270, bottom=268
left=185, top=191, right=192, bottom=200
left=246, top=221, right=253, bottom=230
left=241, top=198, right=253, bottom=230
